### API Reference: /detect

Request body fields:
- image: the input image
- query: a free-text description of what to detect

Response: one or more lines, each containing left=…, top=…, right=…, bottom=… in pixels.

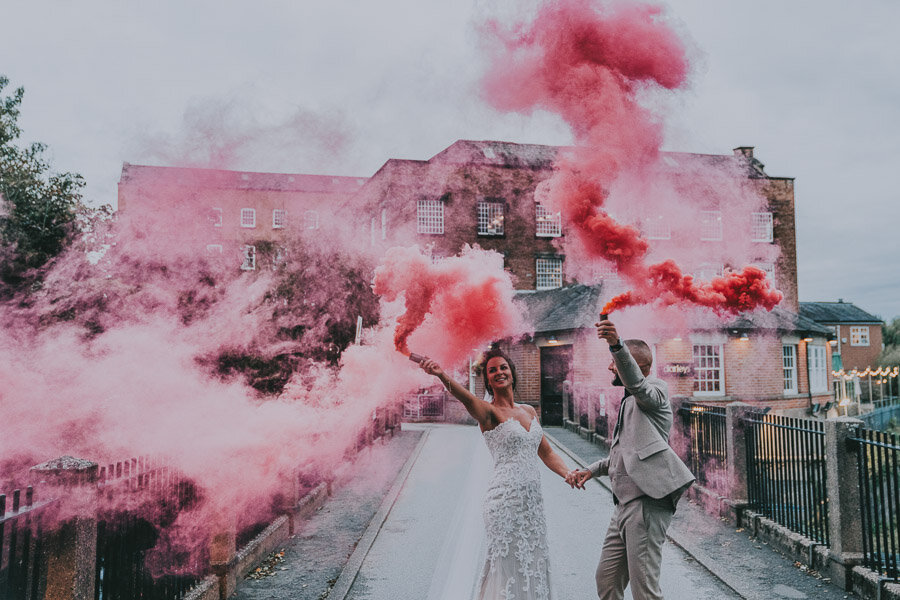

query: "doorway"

left=540, top=345, right=573, bottom=427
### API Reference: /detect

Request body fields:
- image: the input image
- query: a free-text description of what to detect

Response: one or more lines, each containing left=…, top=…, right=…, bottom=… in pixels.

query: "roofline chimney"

left=733, top=146, right=754, bottom=159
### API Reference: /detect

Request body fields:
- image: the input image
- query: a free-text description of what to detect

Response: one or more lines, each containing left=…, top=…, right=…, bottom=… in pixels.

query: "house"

left=356, top=140, right=833, bottom=424
left=799, top=301, right=884, bottom=371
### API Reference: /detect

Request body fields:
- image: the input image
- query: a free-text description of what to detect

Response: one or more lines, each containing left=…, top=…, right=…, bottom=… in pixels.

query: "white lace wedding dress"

left=476, top=416, right=552, bottom=600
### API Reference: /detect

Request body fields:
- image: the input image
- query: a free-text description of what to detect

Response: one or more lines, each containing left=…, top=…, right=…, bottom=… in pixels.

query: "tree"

left=0, top=75, right=86, bottom=288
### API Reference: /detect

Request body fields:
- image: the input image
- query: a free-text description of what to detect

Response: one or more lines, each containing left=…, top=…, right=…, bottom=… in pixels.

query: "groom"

left=566, top=317, right=695, bottom=600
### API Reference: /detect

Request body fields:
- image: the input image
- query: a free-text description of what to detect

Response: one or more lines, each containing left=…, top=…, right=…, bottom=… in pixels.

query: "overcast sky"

left=4, top=0, right=899, bottom=320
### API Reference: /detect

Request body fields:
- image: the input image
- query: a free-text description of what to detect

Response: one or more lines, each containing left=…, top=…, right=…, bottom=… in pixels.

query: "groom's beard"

left=611, top=373, right=623, bottom=387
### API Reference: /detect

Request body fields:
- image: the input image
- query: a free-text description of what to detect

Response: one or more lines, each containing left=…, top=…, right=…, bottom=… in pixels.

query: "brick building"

left=799, top=301, right=884, bottom=371
left=117, top=163, right=368, bottom=270
left=356, top=140, right=833, bottom=425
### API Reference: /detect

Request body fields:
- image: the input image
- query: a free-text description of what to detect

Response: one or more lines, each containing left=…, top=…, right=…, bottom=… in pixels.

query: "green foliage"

left=884, top=317, right=900, bottom=348
left=0, top=75, right=86, bottom=287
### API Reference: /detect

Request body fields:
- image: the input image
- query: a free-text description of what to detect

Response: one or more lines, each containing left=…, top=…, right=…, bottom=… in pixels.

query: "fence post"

left=725, top=402, right=754, bottom=506
left=824, top=416, right=864, bottom=590
left=29, top=456, right=99, bottom=600
left=210, top=525, right=237, bottom=600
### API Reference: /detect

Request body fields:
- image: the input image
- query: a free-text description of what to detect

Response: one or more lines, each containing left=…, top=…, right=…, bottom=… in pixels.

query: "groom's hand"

left=565, top=469, right=591, bottom=489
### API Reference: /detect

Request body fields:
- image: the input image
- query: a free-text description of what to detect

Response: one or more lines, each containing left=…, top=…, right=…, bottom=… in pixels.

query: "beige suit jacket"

left=587, top=344, right=695, bottom=500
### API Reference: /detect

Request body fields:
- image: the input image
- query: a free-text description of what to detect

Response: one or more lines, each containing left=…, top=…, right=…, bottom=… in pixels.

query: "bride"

left=419, top=348, right=571, bottom=600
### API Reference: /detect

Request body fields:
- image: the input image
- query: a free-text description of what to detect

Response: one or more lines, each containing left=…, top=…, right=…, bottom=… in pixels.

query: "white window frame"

left=751, top=212, right=773, bottom=242
left=206, top=244, right=223, bottom=254
left=808, top=345, right=828, bottom=393
left=272, top=209, right=287, bottom=229
left=783, top=344, right=798, bottom=395
left=535, top=203, right=562, bottom=237
left=477, top=200, right=505, bottom=236
left=304, top=210, right=319, bottom=230
left=241, top=245, right=256, bottom=271
left=417, top=199, right=444, bottom=235
left=850, top=326, right=870, bottom=346
left=210, top=207, right=223, bottom=227
left=644, top=215, right=671, bottom=240
left=752, top=262, right=776, bottom=287
left=535, top=257, right=563, bottom=290
left=692, top=344, right=724, bottom=396
left=699, top=210, right=722, bottom=241
left=240, top=208, right=256, bottom=228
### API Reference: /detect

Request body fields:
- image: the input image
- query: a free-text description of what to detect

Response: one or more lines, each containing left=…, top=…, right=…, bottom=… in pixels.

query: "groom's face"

left=608, top=360, right=623, bottom=387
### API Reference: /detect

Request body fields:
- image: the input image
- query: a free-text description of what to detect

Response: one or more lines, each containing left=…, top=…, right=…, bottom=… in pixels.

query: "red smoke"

left=482, top=0, right=781, bottom=316
left=372, top=245, right=525, bottom=366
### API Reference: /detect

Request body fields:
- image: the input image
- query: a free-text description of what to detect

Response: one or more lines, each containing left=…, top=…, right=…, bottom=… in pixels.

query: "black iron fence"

left=677, top=401, right=728, bottom=493
left=95, top=458, right=206, bottom=600
left=850, top=427, right=900, bottom=580
left=0, top=486, right=54, bottom=600
left=744, top=413, right=829, bottom=545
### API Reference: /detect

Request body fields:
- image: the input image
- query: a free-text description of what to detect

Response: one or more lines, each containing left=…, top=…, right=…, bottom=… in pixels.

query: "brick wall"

left=834, top=323, right=884, bottom=371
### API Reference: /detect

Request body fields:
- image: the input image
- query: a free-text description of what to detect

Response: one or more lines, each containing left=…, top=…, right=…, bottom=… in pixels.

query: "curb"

left=327, top=427, right=432, bottom=600
left=543, top=430, right=750, bottom=600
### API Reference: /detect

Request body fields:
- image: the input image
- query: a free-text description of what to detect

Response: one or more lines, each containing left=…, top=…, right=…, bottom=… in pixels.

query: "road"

left=342, top=424, right=741, bottom=600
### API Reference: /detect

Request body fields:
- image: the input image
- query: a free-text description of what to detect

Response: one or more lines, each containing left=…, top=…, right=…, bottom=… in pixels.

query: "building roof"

left=424, top=140, right=778, bottom=179
left=119, top=163, right=368, bottom=194
left=515, top=284, right=605, bottom=333
left=799, top=301, right=883, bottom=324
left=724, top=307, right=834, bottom=337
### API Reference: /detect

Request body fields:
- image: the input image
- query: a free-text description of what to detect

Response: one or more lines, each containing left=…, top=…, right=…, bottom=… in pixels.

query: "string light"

left=831, top=366, right=900, bottom=380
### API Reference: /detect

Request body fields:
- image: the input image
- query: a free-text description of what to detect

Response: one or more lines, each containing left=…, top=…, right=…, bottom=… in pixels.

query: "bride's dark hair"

left=480, top=347, right=517, bottom=396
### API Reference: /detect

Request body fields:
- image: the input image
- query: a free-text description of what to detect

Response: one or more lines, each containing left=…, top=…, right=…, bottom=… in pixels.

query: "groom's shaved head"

left=624, top=339, right=653, bottom=376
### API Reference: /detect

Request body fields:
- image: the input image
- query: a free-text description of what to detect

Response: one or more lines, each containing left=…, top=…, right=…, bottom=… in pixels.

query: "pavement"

left=231, top=423, right=857, bottom=600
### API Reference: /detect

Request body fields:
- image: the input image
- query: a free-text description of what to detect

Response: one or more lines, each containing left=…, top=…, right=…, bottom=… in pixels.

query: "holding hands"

left=565, top=468, right=592, bottom=490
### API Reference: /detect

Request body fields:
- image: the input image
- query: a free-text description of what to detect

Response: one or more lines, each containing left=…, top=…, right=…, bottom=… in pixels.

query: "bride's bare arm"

left=419, top=359, right=493, bottom=427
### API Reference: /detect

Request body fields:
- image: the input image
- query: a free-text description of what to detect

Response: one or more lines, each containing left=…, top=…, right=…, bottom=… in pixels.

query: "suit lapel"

left=612, top=391, right=630, bottom=446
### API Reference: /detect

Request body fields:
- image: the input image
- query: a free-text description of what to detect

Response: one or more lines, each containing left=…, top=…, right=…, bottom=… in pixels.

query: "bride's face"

left=486, top=357, right=513, bottom=394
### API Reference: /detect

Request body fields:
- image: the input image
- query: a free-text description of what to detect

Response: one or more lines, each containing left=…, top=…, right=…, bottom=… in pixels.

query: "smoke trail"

left=481, top=0, right=781, bottom=315
left=373, top=245, right=527, bottom=367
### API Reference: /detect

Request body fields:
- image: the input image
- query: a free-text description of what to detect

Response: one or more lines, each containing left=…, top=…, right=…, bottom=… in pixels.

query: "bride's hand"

left=566, top=469, right=591, bottom=489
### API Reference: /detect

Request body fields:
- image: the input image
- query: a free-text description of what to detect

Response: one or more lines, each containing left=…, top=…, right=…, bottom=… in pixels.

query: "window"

left=417, top=199, right=444, bottom=234
left=381, top=208, right=387, bottom=241
left=783, top=345, right=798, bottom=394
left=695, top=263, right=724, bottom=281
left=274, top=247, right=287, bottom=266
left=699, top=211, right=722, bottom=241
left=752, top=262, right=776, bottom=286
left=692, top=344, right=723, bottom=395
left=536, top=257, right=563, bottom=290
left=644, top=215, right=671, bottom=240
left=240, top=208, right=256, bottom=228
left=206, top=244, right=222, bottom=254
left=241, top=245, right=256, bottom=271
left=477, top=200, right=505, bottom=236
left=304, top=210, right=319, bottom=230
left=535, top=203, right=562, bottom=237
left=751, top=212, right=773, bottom=242
left=809, top=345, right=828, bottom=393
left=850, top=326, right=870, bottom=346
left=209, top=207, right=223, bottom=227
left=272, top=209, right=287, bottom=229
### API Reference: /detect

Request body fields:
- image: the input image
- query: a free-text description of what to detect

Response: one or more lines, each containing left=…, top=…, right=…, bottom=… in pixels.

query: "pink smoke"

left=373, top=245, right=527, bottom=367
left=482, top=0, right=781, bottom=316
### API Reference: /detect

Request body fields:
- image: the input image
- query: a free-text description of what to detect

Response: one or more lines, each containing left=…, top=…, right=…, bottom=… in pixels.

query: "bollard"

left=29, top=456, right=99, bottom=600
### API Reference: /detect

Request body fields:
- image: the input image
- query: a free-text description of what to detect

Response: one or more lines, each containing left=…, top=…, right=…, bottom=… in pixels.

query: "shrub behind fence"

left=677, top=401, right=728, bottom=493
left=851, top=427, right=900, bottom=580
left=744, top=413, right=830, bottom=545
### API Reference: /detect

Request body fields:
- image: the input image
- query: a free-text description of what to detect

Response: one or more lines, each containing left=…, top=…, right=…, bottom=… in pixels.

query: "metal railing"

left=745, top=413, right=830, bottom=544
left=403, top=392, right=444, bottom=419
left=0, top=486, right=56, bottom=600
left=95, top=458, right=206, bottom=600
left=850, top=427, right=900, bottom=580
left=677, top=401, right=728, bottom=493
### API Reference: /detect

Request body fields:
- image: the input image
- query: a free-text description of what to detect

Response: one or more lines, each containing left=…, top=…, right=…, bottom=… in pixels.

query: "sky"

left=3, top=0, right=899, bottom=320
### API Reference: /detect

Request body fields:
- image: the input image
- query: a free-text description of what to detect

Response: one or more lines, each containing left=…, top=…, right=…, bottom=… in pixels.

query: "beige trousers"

left=595, top=497, right=673, bottom=600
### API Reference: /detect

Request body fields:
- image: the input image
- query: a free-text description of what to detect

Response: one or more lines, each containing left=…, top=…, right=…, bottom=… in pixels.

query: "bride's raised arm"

left=419, top=359, right=493, bottom=428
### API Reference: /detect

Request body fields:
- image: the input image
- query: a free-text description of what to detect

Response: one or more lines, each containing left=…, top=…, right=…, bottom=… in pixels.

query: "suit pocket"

left=636, top=439, right=670, bottom=460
